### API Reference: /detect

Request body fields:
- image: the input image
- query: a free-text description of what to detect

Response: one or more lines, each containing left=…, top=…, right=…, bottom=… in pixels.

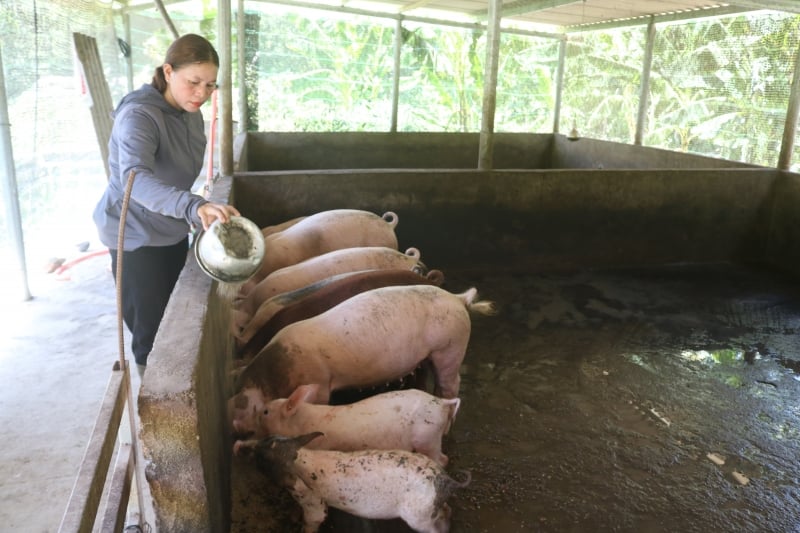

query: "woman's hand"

left=198, top=202, right=241, bottom=230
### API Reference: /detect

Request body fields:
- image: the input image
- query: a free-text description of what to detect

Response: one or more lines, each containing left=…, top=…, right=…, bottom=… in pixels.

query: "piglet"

left=235, top=432, right=471, bottom=533
left=255, top=384, right=459, bottom=465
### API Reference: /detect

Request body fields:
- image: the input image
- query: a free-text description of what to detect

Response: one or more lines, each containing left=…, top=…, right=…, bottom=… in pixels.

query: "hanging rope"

left=114, top=169, right=149, bottom=530
left=116, top=170, right=135, bottom=368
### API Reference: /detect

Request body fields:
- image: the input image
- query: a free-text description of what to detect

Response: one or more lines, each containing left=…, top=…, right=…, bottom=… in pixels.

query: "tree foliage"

left=246, top=8, right=800, bottom=167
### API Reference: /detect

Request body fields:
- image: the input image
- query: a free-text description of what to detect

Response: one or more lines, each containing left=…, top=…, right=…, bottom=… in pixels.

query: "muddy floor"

left=231, top=263, right=800, bottom=533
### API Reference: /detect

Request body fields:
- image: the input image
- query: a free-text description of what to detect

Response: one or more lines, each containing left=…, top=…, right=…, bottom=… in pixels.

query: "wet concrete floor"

left=231, top=263, right=800, bottom=533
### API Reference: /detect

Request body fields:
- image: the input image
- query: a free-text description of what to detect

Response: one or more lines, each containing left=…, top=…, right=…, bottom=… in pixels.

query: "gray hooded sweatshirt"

left=93, top=83, right=208, bottom=251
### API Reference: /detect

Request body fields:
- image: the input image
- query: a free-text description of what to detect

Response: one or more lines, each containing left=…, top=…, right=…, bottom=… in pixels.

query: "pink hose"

left=54, top=249, right=109, bottom=276
left=205, top=89, right=218, bottom=198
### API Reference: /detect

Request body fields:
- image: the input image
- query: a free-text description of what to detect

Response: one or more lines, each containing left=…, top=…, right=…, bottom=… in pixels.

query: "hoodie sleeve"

left=111, top=104, right=207, bottom=225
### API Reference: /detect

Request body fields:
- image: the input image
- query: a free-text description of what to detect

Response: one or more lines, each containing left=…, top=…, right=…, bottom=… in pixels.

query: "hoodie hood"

left=114, top=83, right=177, bottom=117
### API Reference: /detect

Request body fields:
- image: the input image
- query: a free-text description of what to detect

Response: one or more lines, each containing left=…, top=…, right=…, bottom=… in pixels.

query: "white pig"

left=247, top=209, right=401, bottom=288
left=234, top=432, right=471, bottom=533
left=256, top=384, right=460, bottom=465
left=236, top=246, right=425, bottom=319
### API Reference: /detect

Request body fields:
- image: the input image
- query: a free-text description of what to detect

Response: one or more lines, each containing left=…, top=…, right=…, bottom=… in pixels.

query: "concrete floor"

left=0, top=239, right=143, bottom=533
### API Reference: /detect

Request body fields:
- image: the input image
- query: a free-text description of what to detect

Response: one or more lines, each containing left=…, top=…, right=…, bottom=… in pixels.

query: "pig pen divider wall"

left=136, top=134, right=800, bottom=531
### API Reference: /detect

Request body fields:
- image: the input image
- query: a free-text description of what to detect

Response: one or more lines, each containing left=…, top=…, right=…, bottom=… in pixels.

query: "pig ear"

left=284, top=385, right=310, bottom=414
left=286, top=384, right=319, bottom=411
left=300, top=383, right=320, bottom=401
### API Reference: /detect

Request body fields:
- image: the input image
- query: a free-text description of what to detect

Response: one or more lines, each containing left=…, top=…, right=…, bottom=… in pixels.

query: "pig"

left=231, top=269, right=361, bottom=337
left=235, top=268, right=446, bottom=360
left=246, top=209, right=401, bottom=288
left=260, top=215, right=306, bottom=238
left=235, top=246, right=426, bottom=320
left=234, top=432, right=471, bottom=533
left=252, top=384, right=459, bottom=465
left=229, top=284, right=496, bottom=438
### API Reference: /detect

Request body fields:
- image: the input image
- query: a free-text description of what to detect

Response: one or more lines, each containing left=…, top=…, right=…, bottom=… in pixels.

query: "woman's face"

left=163, top=62, right=218, bottom=113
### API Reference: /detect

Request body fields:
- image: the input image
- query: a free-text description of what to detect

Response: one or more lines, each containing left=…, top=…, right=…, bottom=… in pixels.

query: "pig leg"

left=288, top=477, right=328, bottom=533
left=428, top=339, right=468, bottom=398
left=410, top=359, right=434, bottom=394
left=417, top=444, right=448, bottom=467
left=432, top=503, right=454, bottom=533
left=402, top=502, right=452, bottom=533
left=229, top=308, right=252, bottom=345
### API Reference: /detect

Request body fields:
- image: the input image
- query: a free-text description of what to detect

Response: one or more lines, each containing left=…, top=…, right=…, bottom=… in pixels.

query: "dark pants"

left=109, top=238, right=189, bottom=366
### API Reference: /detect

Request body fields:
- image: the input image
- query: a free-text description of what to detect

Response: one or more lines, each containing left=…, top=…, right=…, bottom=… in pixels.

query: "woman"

left=94, top=34, right=238, bottom=377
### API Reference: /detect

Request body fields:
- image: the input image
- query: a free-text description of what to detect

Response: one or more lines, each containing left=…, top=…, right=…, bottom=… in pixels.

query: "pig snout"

left=233, top=439, right=258, bottom=456
left=229, top=390, right=265, bottom=438
left=257, top=432, right=325, bottom=464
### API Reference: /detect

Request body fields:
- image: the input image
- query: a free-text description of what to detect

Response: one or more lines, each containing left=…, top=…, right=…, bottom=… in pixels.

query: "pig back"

left=292, top=447, right=444, bottom=504
left=262, top=389, right=457, bottom=458
left=255, top=209, right=400, bottom=280
left=237, top=268, right=445, bottom=359
left=238, top=246, right=425, bottom=317
left=250, top=285, right=470, bottom=392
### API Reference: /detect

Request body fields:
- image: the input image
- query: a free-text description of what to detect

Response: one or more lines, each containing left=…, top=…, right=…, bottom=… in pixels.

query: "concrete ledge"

left=239, top=132, right=755, bottom=172
left=139, top=178, right=235, bottom=533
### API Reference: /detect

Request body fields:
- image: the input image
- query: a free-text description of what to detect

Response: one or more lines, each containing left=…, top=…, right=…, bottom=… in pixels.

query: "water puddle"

left=679, top=348, right=747, bottom=364
left=680, top=346, right=799, bottom=374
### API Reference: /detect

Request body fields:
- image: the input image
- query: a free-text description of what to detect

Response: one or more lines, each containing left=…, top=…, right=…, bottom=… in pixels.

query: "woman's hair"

left=152, top=33, right=219, bottom=93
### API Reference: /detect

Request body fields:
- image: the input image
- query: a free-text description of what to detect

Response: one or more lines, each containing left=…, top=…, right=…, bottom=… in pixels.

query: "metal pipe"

left=478, top=0, right=501, bottom=170
left=123, top=13, right=133, bottom=93
left=0, top=45, right=32, bottom=301
left=153, top=0, right=180, bottom=39
left=635, top=16, right=655, bottom=146
left=245, top=0, right=561, bottom=40
left=218, top=0, right=234, bottom=176
left=390, top=17, right=402, bottom=132
left=553, top=37, right=566, bottom=134
left=237, top=0, right=247, bottom=133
